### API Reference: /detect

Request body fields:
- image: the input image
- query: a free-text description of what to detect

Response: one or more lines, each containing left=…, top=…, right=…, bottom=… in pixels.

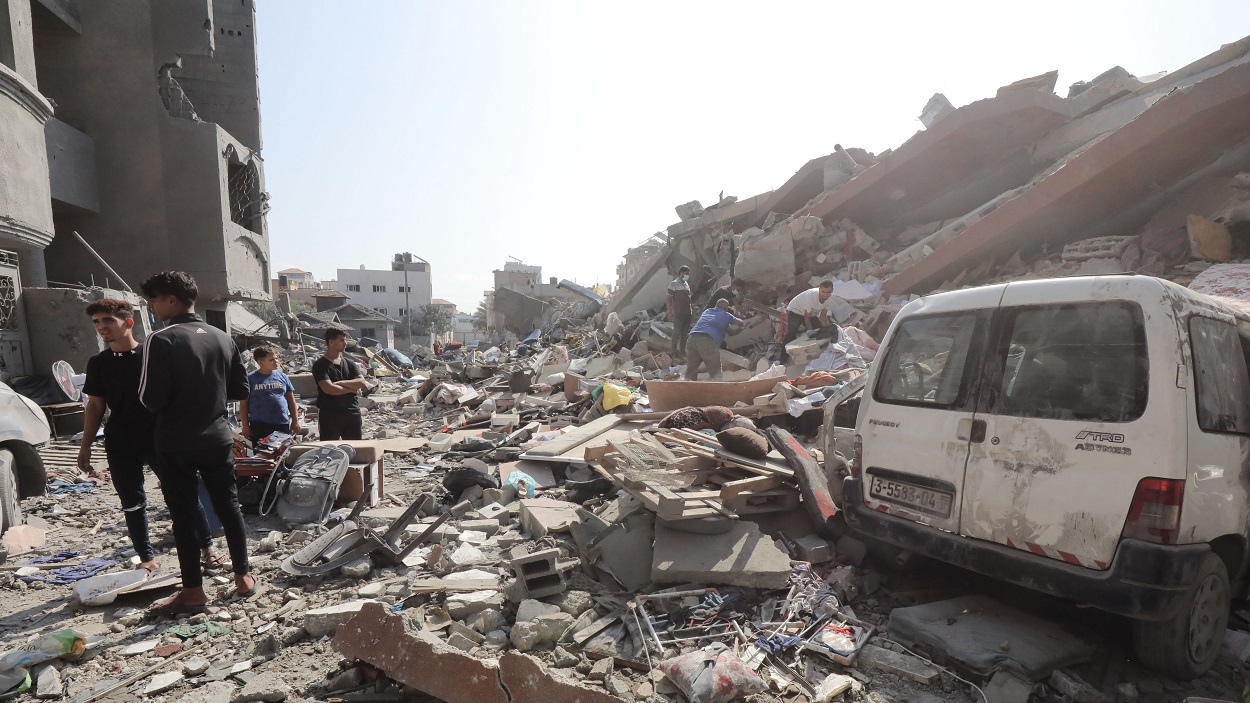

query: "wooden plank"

left=720, top=475, right=783, bottom=501
left=656, top=432, right=794, bottom=479
left=522, top=414, right=623, bottom=458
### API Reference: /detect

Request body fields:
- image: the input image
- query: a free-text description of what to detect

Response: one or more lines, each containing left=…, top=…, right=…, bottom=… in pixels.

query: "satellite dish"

left=53, top=360, right=81, bottom=402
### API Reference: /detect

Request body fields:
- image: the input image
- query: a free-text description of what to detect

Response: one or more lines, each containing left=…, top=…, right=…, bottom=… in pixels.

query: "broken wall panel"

left=884, top=59, right=1250, bottom=296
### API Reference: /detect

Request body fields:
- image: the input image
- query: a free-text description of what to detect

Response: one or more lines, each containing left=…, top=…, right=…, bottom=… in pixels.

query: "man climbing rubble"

left=783, top=280, right=838, bottom=362
left=685, top=299, right=744, bottom=381
left=666, top=265, right=694, bottom=359
left=76, top=298, right=225, bottom=576
left=313, top=328, right=373, bottom=441
left=138, top=271, right=259, bottom=613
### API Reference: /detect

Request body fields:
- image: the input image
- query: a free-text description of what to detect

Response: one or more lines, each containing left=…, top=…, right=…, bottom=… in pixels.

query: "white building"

left=336, top=253, right=433, bottom=322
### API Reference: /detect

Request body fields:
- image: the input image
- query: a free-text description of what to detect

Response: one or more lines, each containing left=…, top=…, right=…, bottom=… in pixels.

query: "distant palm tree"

left=471, top=301, right=489, bottom=331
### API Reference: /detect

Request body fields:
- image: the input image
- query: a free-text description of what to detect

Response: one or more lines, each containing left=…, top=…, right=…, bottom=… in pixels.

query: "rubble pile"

left=1, top=331, right=1247, bottom=703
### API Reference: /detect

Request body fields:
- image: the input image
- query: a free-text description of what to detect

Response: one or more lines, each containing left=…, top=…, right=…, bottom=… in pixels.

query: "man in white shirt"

left=783, top=280, right=837, bottom=362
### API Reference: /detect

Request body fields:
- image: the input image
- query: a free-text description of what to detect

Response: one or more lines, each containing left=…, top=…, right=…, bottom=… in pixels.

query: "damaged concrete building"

left=607, top=37, right=1250, bottom=349
left=0, top=0, right=269, bottom=378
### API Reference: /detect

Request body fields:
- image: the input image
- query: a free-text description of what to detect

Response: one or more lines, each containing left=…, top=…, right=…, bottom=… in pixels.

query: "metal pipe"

left=72, top=231, right=132, bottom=293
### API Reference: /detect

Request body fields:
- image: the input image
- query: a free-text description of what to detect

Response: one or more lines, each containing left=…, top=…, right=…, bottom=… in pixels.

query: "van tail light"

left=1122, top=477, right=1184, bottom=545
left=851, top=434, right=863, bottom=478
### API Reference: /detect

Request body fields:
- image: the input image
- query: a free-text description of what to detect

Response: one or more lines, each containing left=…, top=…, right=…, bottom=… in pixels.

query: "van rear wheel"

left=1132, top=553, right=1229, bottom=679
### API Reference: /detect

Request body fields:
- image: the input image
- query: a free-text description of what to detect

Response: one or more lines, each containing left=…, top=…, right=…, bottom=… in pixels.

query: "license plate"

left=869, top=475, right=953, bottom=518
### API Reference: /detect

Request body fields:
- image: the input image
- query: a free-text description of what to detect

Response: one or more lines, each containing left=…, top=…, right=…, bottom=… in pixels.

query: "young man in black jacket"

left=76, top=298, right=225, bottom=575
left=139, top=271, right=259, bottom=613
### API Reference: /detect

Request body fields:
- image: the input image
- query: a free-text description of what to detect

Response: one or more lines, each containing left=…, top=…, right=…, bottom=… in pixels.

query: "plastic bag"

left=600, top=382, right=633, bottom=411
left=0, top=629, right=86, bottom=694
left=750, top=363, right=787, bottom=381
left=505, top=470, right=537, bottom=498
left=658, top=643, right=766, bottom=703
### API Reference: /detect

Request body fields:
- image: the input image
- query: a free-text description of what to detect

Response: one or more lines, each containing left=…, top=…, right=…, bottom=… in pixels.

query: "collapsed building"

left=0, top=0, right=269, bottom=379
left=606, top=38, right=1250, bottom=350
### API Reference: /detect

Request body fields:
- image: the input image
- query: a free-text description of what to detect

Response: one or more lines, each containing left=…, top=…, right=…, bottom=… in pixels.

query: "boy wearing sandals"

left=139, top=273, right=260, bottom=613
left=76, top=298, right=226, bottom=575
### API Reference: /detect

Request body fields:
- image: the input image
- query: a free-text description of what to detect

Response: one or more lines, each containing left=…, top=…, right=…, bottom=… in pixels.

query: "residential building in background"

left=336, top=253, right=433, bottom=323
left=0, top=0, right=270, bottom=377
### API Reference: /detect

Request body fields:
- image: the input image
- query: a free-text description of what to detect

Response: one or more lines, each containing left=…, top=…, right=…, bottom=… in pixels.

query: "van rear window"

left=875, top=312, right=980, bottom=408
left=1189, top=317, right=1250, bottom=435
left=993, top=302, right=1148, bottom=422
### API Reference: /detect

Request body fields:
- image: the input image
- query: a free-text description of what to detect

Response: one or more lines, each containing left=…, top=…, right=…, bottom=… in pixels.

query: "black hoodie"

left=139, top=313, right=248, bottom=452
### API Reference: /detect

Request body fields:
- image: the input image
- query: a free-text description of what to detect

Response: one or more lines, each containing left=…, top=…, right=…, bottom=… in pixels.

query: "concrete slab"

left=886, top=595, right=1094, bottom=679
left=859, top=644, right=940, bottom=685
left=586, top=512, right=654, bottom=591
left=651, top=520, right=791, bottom=589
left=519, top=498, right=581, bottom=538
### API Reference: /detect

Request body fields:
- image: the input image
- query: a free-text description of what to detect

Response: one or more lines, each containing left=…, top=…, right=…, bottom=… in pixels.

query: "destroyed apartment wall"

left=23, top=287, right=151, bottom=376
left=30, top=0, right=271, bottom=333
left=0, top=0, right=55, bottom=293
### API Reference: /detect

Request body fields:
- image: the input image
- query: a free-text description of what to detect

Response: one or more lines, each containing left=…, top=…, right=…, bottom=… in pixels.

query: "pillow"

left=716, top=427, right=769, bottom=459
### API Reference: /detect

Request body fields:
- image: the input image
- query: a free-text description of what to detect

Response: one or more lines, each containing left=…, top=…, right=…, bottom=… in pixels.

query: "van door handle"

left=958, top=419, right=987, bottom=443
left=968, top=420, right=987, bottom=443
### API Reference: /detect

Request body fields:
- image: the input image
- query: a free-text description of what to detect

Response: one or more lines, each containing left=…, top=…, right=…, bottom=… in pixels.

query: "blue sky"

left=257, top=1, right=1249, bottom=312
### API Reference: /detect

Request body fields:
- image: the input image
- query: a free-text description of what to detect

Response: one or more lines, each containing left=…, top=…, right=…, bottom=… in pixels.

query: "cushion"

left=716, top=427, right=769, bottom=459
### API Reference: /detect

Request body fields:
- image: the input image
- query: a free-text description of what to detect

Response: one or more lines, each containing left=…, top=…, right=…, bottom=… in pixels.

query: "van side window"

left=874, top=312, right=979, bottom=408
left=992, top=302, right=1148, bottom=422
left=1189, top=317, right=1250, bottom=434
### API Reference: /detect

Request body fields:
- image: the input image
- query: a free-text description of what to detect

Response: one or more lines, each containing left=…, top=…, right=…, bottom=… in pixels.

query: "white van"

left=845, top=274, right=1250, bottom=679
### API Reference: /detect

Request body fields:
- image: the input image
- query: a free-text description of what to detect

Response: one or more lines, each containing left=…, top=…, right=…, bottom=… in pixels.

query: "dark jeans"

left=154, top=445, right=250, bottom=589
left=783, top=311, right=823, bottom=361
left=672, top=313, right=693, bottom=355
left=248, top=420, right=290, bottom=441
left=685, top=333, right=723, bottom=381
left=105, top=448, right=211, bottom=563
left=319, top=410, right=362, bottom=441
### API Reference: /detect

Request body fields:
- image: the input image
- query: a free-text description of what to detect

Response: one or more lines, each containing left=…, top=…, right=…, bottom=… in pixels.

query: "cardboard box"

left=284, top=440, right=384, bottom=507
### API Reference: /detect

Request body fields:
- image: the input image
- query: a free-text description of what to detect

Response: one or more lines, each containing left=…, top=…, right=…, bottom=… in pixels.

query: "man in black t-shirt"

left=76, top=298, right=221, bottom=575
left=707, top=278, right=747, bottom=315
left=312, top=329, right=372, bottom=441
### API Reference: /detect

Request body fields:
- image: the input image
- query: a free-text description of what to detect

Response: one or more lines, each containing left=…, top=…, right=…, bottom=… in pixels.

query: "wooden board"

left=519, top=414, right=623, bottom=459
left=40, top=441, right=106, bottom=476
left=645, top=376, right=785, bottom=412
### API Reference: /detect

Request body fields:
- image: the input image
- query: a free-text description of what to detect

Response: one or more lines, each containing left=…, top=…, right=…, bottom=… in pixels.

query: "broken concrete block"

left=996, top=69, right=1059, bottom=97
left=473, top=502, right=509, bottom=523
left=465, top=608, right=508, bottom=634
left=585, top=512, right=654, bottom=592
left=859, top=644, right=940, bottom=685
left=446, top=631, right=478, bottom=652
left=919, top=93, right=955, bottom=128
left=2, top=525, right=46, bottom=555
left=533, top=612, right=576, bottom=642
left=510, top=620, right=544, bottom=652
left=517, top=598, right=563, bottom=622
left=143, top=671, right=183, bottom=696
left=519, top=498, right=581, bottom=538
left=675, top=200, right=703, bottom=221
left=652, top=521, right=791, bottom=589
left=446, top=590, right=505, bottom=619
left=507, top=547, right=567, bottom=595
left=985, top=669, right=1034, bottom=703
left=34, top=664, right=63, bottom=699
left=550, top=590, right=594, bottom=616
left=1189, top=214, right=1232, bottom=262
left=304, top=600, right=378, bottom=638
left=794, top=534, right=833, bottom=563
left=835, top=535, right=868, bottom=567
left=1048, top=670, right=1103, bottom=703
left=340, top=558, right=372, bottom=579
left=735, top=227, right=795, bottom=288
left=233, top=671, right=293, bottom=702
left=460, top=519, right=502, bottom=536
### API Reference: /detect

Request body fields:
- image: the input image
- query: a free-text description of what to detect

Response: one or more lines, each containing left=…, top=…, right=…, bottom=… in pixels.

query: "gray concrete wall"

left=23, top=287, right=143, bottom=376
left=3, top=0, right=39, bottom=86
left=33, top=0, right=269, bottom=310
left=0, top=59, right=54, bottom=287
left=45, top=117, right=98, bottom=212
left=177, top=0, right=262, bottom=151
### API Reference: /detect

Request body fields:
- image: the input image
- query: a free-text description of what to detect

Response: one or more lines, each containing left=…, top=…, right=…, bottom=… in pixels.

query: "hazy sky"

left=256, top=1, right=1248, bottom=312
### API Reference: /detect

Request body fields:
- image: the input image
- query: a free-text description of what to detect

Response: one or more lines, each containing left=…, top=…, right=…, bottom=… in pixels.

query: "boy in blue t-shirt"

left=240, top=345, right=300, bottom=441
